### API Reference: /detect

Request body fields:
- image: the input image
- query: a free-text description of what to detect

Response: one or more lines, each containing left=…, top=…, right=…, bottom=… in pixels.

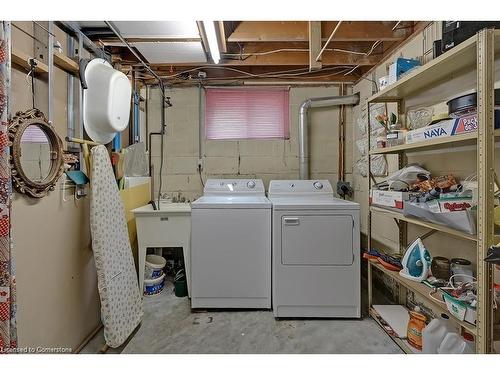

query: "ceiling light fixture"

left=203, top=21, right=220, bottom=64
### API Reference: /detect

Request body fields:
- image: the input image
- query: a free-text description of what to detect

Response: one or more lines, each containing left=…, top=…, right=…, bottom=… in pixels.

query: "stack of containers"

left=143, top=254, right=166, bottom=296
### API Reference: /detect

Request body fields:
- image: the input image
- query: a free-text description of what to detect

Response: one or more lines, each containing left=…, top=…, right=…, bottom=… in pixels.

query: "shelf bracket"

left=369, top=172, right=377, bottom=185
left=419, top=229, right=438, bottom=241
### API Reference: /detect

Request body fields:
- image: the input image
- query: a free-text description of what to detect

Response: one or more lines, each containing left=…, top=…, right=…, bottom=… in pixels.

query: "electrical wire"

left=316, top=21, right=343, bottom=62
left=26, top=59, right=36, bottom=108
left=392, top=21, right=402, bottom=31
left=427, top=274, right=477, bottom=305
left=151, top=65, right=355, bottom=82
left=220, top=39, right=384, bottom=60
left=136, top=67, right=356, bottom=86
left=343, top=65, right=360, bottom=76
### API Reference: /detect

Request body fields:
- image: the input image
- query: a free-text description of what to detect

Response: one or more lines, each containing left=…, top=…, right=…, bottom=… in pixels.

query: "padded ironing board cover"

left=90, top=145, right=143, bottom=348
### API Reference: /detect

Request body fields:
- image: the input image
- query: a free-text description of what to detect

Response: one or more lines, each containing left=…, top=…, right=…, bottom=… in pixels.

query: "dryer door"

left=281, top=214, right=353, bottom=265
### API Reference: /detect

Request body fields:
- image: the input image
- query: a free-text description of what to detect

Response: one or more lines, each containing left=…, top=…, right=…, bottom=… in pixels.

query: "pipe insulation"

left=298, top=93, right=359, bottom=180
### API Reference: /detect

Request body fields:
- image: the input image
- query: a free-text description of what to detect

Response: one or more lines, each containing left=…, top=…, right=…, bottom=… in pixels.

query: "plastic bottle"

left=422, top=314, right=456, bottom=354
left=437, top=332, right=472, bottom=354
left=463, top=332, right=475, bottom=354
left=407, top=309, right=427, bottom=350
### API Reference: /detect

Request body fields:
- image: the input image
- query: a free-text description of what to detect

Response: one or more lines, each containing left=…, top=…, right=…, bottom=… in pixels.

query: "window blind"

left=205, top=87, right=290, bottom=140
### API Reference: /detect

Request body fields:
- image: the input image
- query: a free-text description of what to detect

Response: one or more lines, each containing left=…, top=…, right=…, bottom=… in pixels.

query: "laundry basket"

left=144, top=254, right=166, bottom=279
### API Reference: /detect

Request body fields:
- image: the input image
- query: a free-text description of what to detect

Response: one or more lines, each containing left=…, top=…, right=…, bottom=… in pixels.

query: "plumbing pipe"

left=338, top=83, right=346, bottom=182
left=299, top=93, right=359, bottom=180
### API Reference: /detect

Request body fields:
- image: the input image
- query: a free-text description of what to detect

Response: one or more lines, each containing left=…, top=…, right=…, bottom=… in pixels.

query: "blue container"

left=144, top=274, right=166, bottom=296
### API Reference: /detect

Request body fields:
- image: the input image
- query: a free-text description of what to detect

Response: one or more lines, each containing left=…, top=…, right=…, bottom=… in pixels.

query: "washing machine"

left=268, top=180, right=360, bottom=318
left=190, top=179, right=271, bottom=309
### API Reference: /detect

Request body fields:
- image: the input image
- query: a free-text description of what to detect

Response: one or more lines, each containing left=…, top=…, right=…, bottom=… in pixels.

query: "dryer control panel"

left=268, top=180, right=333, bottom=197
left=204, top=179, right=265, bottom=196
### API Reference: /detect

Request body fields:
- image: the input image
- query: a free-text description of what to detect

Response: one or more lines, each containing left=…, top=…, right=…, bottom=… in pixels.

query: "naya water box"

left=406, top=112, right=500, bottom=144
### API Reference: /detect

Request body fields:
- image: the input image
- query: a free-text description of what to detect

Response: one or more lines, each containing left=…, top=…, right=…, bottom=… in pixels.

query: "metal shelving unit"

left=367, top=29, right=499, bottom=354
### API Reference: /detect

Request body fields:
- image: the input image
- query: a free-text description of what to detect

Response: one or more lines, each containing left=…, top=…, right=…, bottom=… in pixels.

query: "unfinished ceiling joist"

left=148, top=51, right=379, bottom=67
left=308, top=21, right=322, bottom=71
left=228, top=21, right=410, bottom=42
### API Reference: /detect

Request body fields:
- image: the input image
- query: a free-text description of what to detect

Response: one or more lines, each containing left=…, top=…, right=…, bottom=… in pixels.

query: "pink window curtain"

left=205, top=87, right=290, bottom=140
left=0, top=21, right=17, bottom=353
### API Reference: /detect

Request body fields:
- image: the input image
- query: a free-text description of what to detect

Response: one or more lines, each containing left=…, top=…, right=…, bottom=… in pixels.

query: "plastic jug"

left=422, top=314, right=456, bottom=354
left=437, top=332, right=474, bottom=354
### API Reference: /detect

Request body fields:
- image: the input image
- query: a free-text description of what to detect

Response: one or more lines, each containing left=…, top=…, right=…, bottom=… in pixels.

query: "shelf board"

left=53, top=51, right=79, bottom=75
left=369, top=130, right=500, bottom=155
left=11, top=49, right=79, bottom=76
left=11, top=48, right=49, bottom=74
left=370, top=205, right=477, bottom=242
left=369, top=307, right=416, bottom=354
left=369, top=132, right=477, bottom=155
left=368, top=29, right=500, bottom=105
left=370, top=260, right=477, bottom=335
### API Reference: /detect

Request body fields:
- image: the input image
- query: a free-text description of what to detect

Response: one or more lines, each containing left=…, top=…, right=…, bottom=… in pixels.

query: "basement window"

left=205, top=87, right=290, bottom=140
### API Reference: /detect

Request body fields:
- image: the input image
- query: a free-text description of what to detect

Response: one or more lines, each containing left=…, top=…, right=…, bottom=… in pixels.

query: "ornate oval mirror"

left=9, top=109, right=64, bottom=198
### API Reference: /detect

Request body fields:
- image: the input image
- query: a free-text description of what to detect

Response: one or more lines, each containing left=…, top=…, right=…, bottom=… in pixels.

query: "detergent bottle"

left=422, top=314, right=456, bottom=354
left=407, top=308, right=427, bottom=350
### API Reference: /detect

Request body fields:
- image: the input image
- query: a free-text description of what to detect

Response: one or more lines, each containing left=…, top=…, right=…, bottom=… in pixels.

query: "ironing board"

left=90, top=145, right=143, bottom=348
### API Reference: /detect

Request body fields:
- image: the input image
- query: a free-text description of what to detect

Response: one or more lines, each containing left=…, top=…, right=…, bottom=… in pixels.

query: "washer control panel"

left=204, top=179, right=265, bottom=195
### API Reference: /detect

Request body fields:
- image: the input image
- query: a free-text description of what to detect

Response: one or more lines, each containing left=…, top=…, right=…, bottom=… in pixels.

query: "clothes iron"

left=399, top=238, right=431, bottom=282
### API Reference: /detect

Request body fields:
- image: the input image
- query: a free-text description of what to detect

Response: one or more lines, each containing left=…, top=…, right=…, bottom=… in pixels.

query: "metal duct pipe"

left=299, top=93, right=359, bottom=180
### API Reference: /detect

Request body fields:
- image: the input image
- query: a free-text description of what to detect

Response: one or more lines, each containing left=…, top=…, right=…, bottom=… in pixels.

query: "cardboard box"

left=406, top=114, right=478, bottom=144
left=369, top=190, right=418, bottom=209
left=427, top=197, right=474, bottom=213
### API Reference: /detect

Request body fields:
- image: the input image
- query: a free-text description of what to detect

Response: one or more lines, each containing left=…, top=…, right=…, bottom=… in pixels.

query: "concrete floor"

left=81, top=281, right=402, bottom=354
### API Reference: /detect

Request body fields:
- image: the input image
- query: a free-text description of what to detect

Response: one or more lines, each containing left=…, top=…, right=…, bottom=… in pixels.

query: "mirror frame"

left=9, top=108, right=64, bottom=198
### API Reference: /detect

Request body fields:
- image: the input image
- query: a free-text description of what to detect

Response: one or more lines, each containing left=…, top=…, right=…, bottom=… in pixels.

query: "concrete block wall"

left=147, top=85, right=354, bottom=202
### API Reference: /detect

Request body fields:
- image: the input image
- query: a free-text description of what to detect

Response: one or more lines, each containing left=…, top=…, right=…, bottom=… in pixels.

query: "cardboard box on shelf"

left=370, top=189, right=418, bottom=210
left=427, top=197, right=474, bottom=213
left=406, top=110, right=500, bottom=144
left=406, top=114, right=477, bottom=144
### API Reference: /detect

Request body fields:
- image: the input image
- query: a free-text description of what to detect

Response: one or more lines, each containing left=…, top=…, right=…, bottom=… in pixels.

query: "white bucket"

left=144, top=273, right=166, bottom=296
left=144, top=254, right=166, bottom=279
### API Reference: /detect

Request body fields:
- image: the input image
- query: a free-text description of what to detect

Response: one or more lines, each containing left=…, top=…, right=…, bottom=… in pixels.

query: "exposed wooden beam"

left=11, top=48, right=49, bottom=74
left=228, top=21, right=409, bottom=42
left=226, top=41, right=384, bottom=54
left=321, top=21, right=410, bottom=41
left=147, top=50, right=379, bottom=67
left=138, top=64, right=358, bottom=83
left=308, top=21, right=322, bottom=71
left=53, top=51, right=79, bottom=75
left=225, top=51, right=379, bottom=66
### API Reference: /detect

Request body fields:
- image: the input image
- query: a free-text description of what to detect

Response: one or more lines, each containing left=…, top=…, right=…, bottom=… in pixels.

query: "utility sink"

left=132, top=201, right=192, bottom=297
